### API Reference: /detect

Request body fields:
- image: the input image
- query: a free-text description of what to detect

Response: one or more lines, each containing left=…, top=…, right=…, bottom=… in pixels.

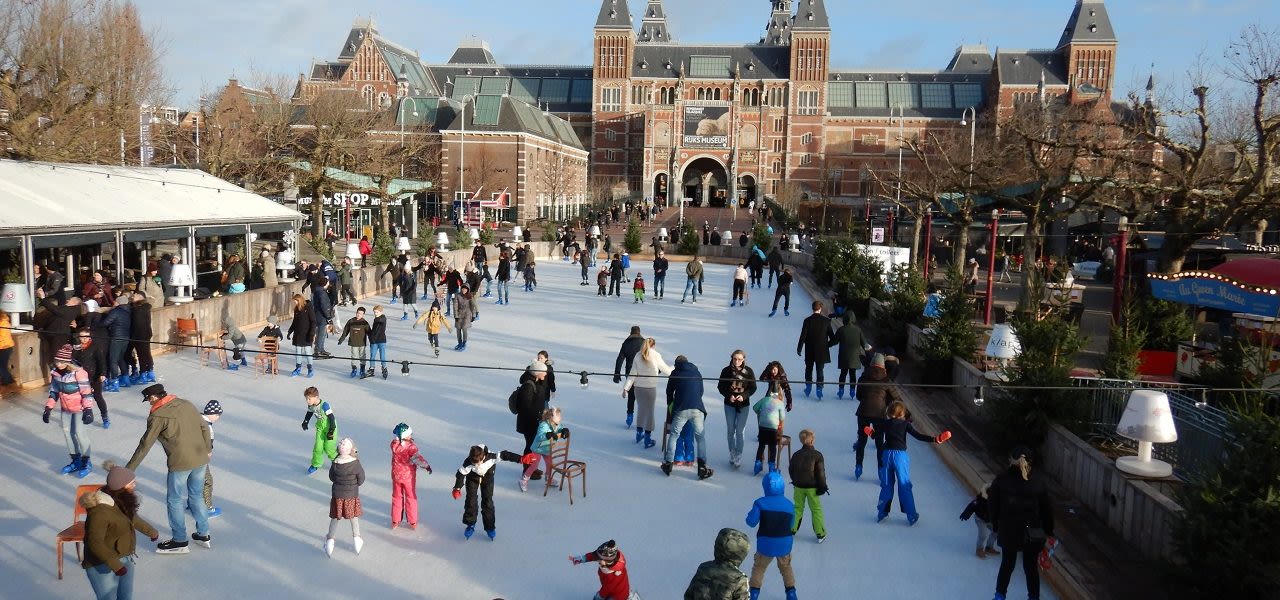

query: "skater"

left=769, top=268, right=793, bottom=317
left=397, top=265, right=419, bottom=321
left=613, top=325, right=645, bottom=428
left=661, top=355, right=713, bottom=480
left=747, top=246, right=765, bottom=289
left=609, top=253, right=624, bottom=297
left=369, top=305, right=388, bottom=379
left=751, top=384, right=786, bottom=475
left=337, top=307, right=371, bottom=379
left=632, top=273, right=646, bottom=303
left=257, top=314, right=284, bottom=340
left=854, top=353, right=901, bottom=482
left=652, top=250, right=668, bottom=299
left=960, top=484, right=1000, bottom=558
left=682, top=255, right=703, bottom=303
left=128, top=291, right=155, bottom=386
left=200, top=400, right=224, bottom=518
left=287, top=294, right=317, bottom=378
left=412, top=302, right=451, bottom=357
left=622, top=337, right=673, bottom=449
left=766, top=246, right=783, bottom=288
left=988, top=446, right=1055, bottom=600
left=621, top=252, right=631, bottom=281
left=45, top=344, right=94, bottom=478
left=521, top=406, right=569, bottom=492
left=72, top=327, right=110, bottom=429
left=580, top=250, right=591, bottom=285
left=833, top=314, right=866, bottom=399
left=758, top=360, right=794, bottom=412
left=789, top=429, right=827, bottom=543
left=523, top=259, right=537, bottom=291
left=471, top=239, right=488, bottom=271
left=219, top=311, right=248, bottom=371
left=81, top=462, right=158, bottom=600
left=745, top=471, right=798, bottom=600
left=569, top=539, right=636, bottom=600
left=301, top=386, right=339, bottom=475
left=127, top=384, right=212, bottom=554
left=338, top=257, right=356, bottom=306
left=99, top=296, right=131, bottom=389
left=312, top=278, right=334, bottom=358
left=717, top=350, right=758, bottom=469
left=451, top=444, right=498, bottom=540
left=518, top=350, right=557, bottom=411
left=496, top=250, right=512, bottom=304
left=325, top=438, right=366, bottom=557
left=796, top=301, right=835, bottom=398
left=452, top=285, right=475, bottom=351
left=730, top=264, right=747, bottom=306
left=514, top=361, right=550, bottom=454
left=390, top=423, right=432, bottom=529
left=866, top=401, right=952, bottom=525
left=684, top=528, right=751, bottom=600
left=597, top=265, right=610, bottom=297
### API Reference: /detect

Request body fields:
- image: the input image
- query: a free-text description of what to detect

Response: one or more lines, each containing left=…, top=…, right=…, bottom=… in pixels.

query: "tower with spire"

left=1058, top=0, right=1117, bottom=103
left=637, top=0, right=671, bottom=44
left=762, top=0, right=793, bottom=45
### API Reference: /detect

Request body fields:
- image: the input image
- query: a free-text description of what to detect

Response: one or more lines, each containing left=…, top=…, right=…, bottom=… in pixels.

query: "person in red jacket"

left=389, top=423, right=431, bottom=529
left=358, top=236, right=372, bottom=268
left=570, top=539, right=636, bottom=600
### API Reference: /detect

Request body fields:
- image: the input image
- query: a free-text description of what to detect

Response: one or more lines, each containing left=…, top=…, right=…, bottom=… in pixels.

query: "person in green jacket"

left=338, top=257, right=356, bottom=306
left=126, top=384, right=212, bottom=554
left=684, top=528, right=751, bottom=600
left=788, top=429, right=828, bottom=543
left=302, top=386, right=339, bottom=475
left=831, top=314, right=866, bottom=399
left=82, top=461, right=158, bottom=598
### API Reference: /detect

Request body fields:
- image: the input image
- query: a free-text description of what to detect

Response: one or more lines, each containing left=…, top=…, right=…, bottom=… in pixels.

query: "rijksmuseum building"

left=294, top=0, right=1118, bottom=221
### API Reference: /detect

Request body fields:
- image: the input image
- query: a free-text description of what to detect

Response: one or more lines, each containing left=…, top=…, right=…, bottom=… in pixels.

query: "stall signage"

left=297, top=193, right=382, bottom=207
left=1150, top=278, right=1280, bottom=316
left=856, top=244, right=910, bottom=281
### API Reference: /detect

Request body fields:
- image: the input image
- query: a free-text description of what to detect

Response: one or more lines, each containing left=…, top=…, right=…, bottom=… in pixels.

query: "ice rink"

left=0, top=258, right=1055, bottom=599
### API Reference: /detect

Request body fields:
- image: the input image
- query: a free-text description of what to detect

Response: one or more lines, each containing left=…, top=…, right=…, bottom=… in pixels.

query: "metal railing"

left=1072, top=377, right=1231, bottom=482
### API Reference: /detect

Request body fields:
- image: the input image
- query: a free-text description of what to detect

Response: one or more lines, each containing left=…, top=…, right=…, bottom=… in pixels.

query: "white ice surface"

left=0, top=259, right=1055, bottom=600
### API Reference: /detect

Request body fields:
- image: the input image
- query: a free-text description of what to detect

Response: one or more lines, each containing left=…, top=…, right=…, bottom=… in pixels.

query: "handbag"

left=1024, top=526, right=1048, bottom=545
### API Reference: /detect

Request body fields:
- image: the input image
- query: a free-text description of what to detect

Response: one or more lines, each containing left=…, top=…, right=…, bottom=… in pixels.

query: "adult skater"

left=988, top=446, right=1055, bottom=600
left=769, top=268, right=793, bottom=317
left=518, top=350, right=556, bottom=413
left=717, top=350, right=757, bottom=469
left=730, top=264, right=748, bottom=307
left=452, top=285, right=476, bottom=351
left=496, top=249, right=512, bottom=305
left=287, top=294, right=317, bottom=378
left=608, top=253, right=624, bottom=297
left=661, top=355, right=713, bottom=480
left=684, top=528, right=751, bottom=600
left=612, top=325, right=645, bottom=428
left=747, top=246, right=765, bottom=288
left=514, top=362, right=550, bottom=454
left=622, top=338, right=673, bottom=448
left=796, top=301, right=835, bottom=398
left=81, top=462, right=158, bottom=600
left=311, top=278, right=334, bottom=358
left=832, top=314, right=866, bottom=399
left=767, top=246, right=784, bottom=288
left=652, top=250, right=669, bottom=299
left=682, top=255, right=704, bottom=303
left=853, top=354, right=901, bottom=482
left=126, top=384, right=213, bottom=554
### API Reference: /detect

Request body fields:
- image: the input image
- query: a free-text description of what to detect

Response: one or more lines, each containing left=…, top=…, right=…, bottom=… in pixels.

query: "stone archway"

left=653, top=172, right=670, bottom=206
left=679, top=156, right=728, bottom=208
left=738, top=174, right=757, bottom=205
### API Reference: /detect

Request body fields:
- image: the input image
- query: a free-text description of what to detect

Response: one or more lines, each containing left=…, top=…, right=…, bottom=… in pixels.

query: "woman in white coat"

left=622, top=337, right=672, bottom=449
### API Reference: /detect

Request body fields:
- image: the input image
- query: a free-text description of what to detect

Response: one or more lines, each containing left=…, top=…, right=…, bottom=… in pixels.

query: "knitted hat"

left=393, top=423, right=412, bottom=440
left=202, top=400, right=223, bottom=416
left=140, top=383, right=166, bottom=400
left=595, top=540, right=618, bottom=561
left=54, top=344, right=74, bottom=363
left=527, top=361, right=548, bottom=374
left=83, top=299, right=100, bottom=313
left=103, top=461, right=136, bottom=491
left=872, top=353, right=886, bottom=368
left=337, top=438, right=355, bottom=457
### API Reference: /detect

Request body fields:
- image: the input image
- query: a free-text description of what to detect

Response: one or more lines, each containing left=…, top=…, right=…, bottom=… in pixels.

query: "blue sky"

left=143, top=0, right=1278, bottom=107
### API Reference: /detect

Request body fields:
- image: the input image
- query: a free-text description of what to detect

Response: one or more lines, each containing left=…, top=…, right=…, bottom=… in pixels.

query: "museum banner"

left=683, top=105, right=730, bottom=148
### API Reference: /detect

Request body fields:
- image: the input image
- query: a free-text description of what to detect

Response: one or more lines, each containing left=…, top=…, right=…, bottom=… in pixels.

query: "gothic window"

left=773, top=139, right=784, bottom=153
left=713, top=88, right=722, bottom=101
left=361, top=85, right=374, bottom=109
left=772, top=159, right=782, bottom=174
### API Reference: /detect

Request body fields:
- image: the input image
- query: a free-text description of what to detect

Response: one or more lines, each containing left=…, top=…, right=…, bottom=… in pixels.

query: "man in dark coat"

left=73, top=326, right=110, bottom=428
left=796, top=301, right=834, bottom=399
left=311, top=279, right=334, bottom=358
left=613, top=325, right=644, bottom=427
left=99, top=297, right=132, bottom=391
left=853, top=354, right=902, bottom=482
left=766, top=247, right=784, bottom=288
left=661, top=355, right=713, bottom=480
left=652, top=251, right=669, bottom=299
left=37, top=294, right=80, bottom=374
left=515, top=362, right=549, bottom=454
left=831, top=314, right=866, bottom=399
left=128, top=291, right=155, bottom=385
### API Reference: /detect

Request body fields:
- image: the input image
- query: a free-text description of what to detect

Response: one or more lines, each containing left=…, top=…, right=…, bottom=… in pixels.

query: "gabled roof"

left=595, top=0, right=633, bottom=30
left=762, top=2, right=793, bottom=46
left=791, top=0, right=830, bottom=31
left=309, top=61, right=349, bottom=81
left=377, top=42, right=437, bottom=96
left=437, top=96, right=585, bottom=151
left=632, top=45, right=791, bottom=80
left=637, top=0, right=672, bottom=44
left=945, top=45, right=993, bottom=74
left=337, top=18, right=375, bottom=60
left=447, top=39, right=497, bottom=65
left=994, top=50, right=1069, bottom=86
left=1057, top=0, right=1116, bottom=49
left=289, top=161, right=432, bottom=199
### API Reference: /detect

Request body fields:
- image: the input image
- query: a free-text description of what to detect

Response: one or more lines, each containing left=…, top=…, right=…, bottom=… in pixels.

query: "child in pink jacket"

left=44, top=344, right=94, bottom=477
left=390, top=423, right=432, bottom=529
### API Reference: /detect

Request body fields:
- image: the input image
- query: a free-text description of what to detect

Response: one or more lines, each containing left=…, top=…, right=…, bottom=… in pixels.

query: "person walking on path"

left=622, top=338, right=673, bottom=449
left=324, top=438, right=366, bottom=557
left=867, top=401, right=952, bottom=525
left=832, top=314, right=866, bottom=400
left=745, top=472, right=798, bottom=600
left=988, top=446, right=1055, bottom=600
left=789, top=429, right=827, bottom=543
left=796, top=301, right=835, bottom=399
left=81, top=462, right=158, bottom=600
left=683, top=528, right=751, bottom=600
left=661, top=355, right=714, bottom=480
left=854, top=354, right=901, bottom=482
left=769, top=268, right=793, bottom=317
left=45, top=344, right=95, bottom=478
left=682, top=256, right=704, bottom=303
left=126, top=383, right=213, bottom=554
left=717, top=350, right=758, bottom=469
left=613, top=326, right=645, bottom=428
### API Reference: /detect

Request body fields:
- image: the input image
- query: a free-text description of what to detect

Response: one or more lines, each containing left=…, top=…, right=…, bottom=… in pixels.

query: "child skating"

left=201, top=400, right=224, bottom=518
left=751, top=384, right=786, bottom=475
left=746, top=471, right=799, bottom=600
left=397, top=265, right=419, bottom=321
left=390, top=423, right=432, bottom=530
left=325, top=438, right=366, bottom=557
left=523, top=260, right=537, bottom=292
left=632, top=273, right=646, bottom=303
left=451, top=444, right=498, bottom=540
left=569, top=539, right=640, bottom=600
left=522, top=407, right=569, bottom=492
left=865, top=400, right=951, bottom=525
left=788, top=429, right=827, bottom=543
left=412, top=301, right=452, bottom=358
left=301, top=386, right=339, bottom=475
left=597, top=265, right=609, bottom=296
left=337, top=307, right=371, bottom=379
left=960, top=484, right=1000, bottom=558
left=44, top=344, right=94, bottom=478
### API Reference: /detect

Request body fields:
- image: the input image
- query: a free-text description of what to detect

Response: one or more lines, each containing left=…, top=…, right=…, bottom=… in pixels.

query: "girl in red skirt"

left=326, top=437, right=366, bottom=557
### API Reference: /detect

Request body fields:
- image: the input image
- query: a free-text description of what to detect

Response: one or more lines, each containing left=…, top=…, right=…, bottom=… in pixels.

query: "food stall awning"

left=1148, top=257, right=1280, bottom=316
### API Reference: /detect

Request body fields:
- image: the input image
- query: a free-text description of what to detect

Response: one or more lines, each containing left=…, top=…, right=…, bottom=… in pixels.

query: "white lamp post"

left=789, top=234, right=801, bottom=252
left=984, top=323, right=1020, bottom=382
left=167, top=264, right=195, bottom=304
left=1115, top=390, right=1178, bottom=478
left=398, top=97, right=420, bottom=178
left=512, top=226, right=523, bottom=241
left=0, top=283, right=35, bottom=330
left=657, top=227, right=669, bottom=243
left=722, top=230, right=733, bottom=245
left=469, top=228, right=480, bottom=241
left=589, top=225, right=602, bottom=238
left=345, top=242, right=361, bottom=262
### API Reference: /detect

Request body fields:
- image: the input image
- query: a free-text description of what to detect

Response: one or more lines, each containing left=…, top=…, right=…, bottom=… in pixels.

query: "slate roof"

left=435, top=96, right=585, bottom=151
left=945, top=45, right=994, bottom=74
left=1057, top=0, right=1116, bottom=49
left=309, top=61, right=349, bottom=81
left=825, top=71, right=991, bottom=119
left=994, top=50, right=1069, bottom=86
left=632, top=45, right=791, bottom=80
left=378, top=41, right=438, bottom=96
left=447, top=44, right=497, bottom=65
left=595, top=0, right=633, bottom=30
left=637, top=0, right=672, bottom=44
left=791, top=0, right=830, bottom=31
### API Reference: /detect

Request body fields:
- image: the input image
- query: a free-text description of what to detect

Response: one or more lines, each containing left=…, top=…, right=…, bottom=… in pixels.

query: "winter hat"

left=140, top=383, right=167, bottom=400
left=115, top=295, right=130, bottom=306
left=267, top=315, right=279, bottom=325
left=147, top=261, right=159, bottom=272
left=103, top=460, right=136, bottom=491
left=595, top=540, right=618, bottom=562
left=871, top=353, right=886, bottom=368
left=82, top=299, right=100, bottom=313
left=54, top=344, right=74, bottom=363
left=527, top=361, right=548, bottom=374
left=337, top=438, right=355, bottom=457
left=202, top=400, right=223, bottom=416
left=393, top=423, right=412, bottom=440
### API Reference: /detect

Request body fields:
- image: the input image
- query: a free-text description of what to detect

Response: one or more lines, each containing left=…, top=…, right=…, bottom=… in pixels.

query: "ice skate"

left=324, top=537, right=335, bottom=557
left=464, top=525, right=475, bottom=539
left=156, top=539, right=190, bottom=554
left=192, top=532, right=211, bottom=548
left=353, top=536, right=364, bottom=555
left=486, top=529, right=496, bottom=541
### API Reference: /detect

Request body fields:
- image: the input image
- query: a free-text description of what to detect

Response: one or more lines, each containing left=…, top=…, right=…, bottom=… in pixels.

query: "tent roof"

left=0, top=160, right=302, bottom=236
left=1211, top=257, right=1280, bottom=290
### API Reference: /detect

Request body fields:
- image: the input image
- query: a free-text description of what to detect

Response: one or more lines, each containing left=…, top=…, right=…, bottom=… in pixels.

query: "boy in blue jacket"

left=745, top=471, right=798, bottom=600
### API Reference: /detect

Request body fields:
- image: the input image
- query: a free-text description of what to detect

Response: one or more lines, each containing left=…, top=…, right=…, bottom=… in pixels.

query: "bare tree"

left=289, top=91, right=380, bottom=237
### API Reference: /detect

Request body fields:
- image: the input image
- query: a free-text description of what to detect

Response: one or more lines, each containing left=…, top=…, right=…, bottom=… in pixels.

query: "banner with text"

left=683, top=105, right=730, bottom=148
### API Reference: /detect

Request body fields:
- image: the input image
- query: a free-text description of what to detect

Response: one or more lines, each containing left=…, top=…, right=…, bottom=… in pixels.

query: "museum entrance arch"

left=680, top=157, right=728, bottom=208
left=738, top=174, right=757, bottom=205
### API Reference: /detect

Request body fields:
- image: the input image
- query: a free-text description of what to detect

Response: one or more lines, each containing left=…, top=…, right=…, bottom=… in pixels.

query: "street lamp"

left=457, top=93, right=474, bottom=227
left=1111, top=216, right=1130, bottom=324
left=985, top=209, right=999, bottom=325
left=398, top=97, right=421, bottom=178
left=960, top=106, right=977, bottom=190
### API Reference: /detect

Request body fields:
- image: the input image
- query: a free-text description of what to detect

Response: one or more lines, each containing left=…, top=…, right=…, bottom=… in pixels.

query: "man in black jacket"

left=796, top=301, right=834, bottom=399
left=608, top=253, right=623, bottom=297
left=36, top=294, right=80, bottom=375
left=613, top=326, right=644, bottom=427
left=767, top=247, right=784, bottom=288
left=99, top=296, right=132, bottom=392
left=770, top=268, right=794, bottom=317
left=73, top=326, right=110, bottom=428
left=515, top=362, right=549, bottom=454
left=652, top=251, right=669, bottom=299
left=128, top=291, right=155, bottom=385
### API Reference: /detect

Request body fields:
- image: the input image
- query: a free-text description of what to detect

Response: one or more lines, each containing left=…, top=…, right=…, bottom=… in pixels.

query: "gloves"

left=43, top=407, right=52, bottom=424
left=817, top=487, right=829, bottom=496
left=326, top=429, right=335, bottom=441
left=520, top=453, right=540, bottom=465
left=862, top=425, right=874, bottom=437
left=114, top=566, right=128, bottom=577
left=612, top=375, right=621, bottom=384
left=569, top=554, right=587, bottom=565
left=936, top=430, right=952, bottom=444
left=451, top=488, right=461, bottom=500
left=301, top=420, right=309, bottom=431
left=558, top=428, right=571, bottom=439
left=150, top=535, right=159, bottom=542
left=425, top=465, right=433, bottom=474
left=82, top=409, right=94, bottom=425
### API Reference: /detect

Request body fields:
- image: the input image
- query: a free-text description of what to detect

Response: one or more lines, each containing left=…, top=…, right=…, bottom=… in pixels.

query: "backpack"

left=508, top=386, right=521, bottom=414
